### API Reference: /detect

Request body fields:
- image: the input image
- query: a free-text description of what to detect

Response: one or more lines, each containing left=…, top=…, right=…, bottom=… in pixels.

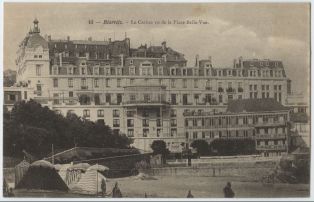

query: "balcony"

left=218, top=87, right=224, bottom=93
left=123, top=85, right=169, bottom=107
left=255, top=134, right=287, bottom=139
left=81, top=86, right=88, bottom=90
left=255, top=121, right=286, bottom=127
left=226, top=87, right=236, bottom=93
left=256, top=145, right=287, bottom=151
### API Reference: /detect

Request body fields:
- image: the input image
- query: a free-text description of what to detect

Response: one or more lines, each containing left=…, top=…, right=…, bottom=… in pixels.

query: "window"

left=143, top=129, right=149, bottom=137
left=249, top=85, right=252, bottom=91
left=53, top=78, right=58, bottom=88
left=106, top=79, right=110, bottom=87
left=130, top=59, right=133, bottom=65
left=127, top=119, right=134, bottom=127
left=83, top=109, right=90, bottom=117
left=81, top=78, right=87, bottom=89
left=254, top=85, right=257, bottom=91
left=219, top=95, right=223, bottom=103
left=157, top=129, right=161, bottom=137
left=69, top=91, right=73, bottom=97
left=171, top=79, right=175, bottom=88
left=34, top=55, right=38, bottom=58
left=183, top=79, right=187, bottom=88
left=68, top=67, right=73, bottom=75
left=106, top=94, right=111, bottom=103
left=143, top=119, right=149, bottom=127
left=171, top=129, right=177, bottom=137
left=113, top=109, right=120, bottom=117
left=170, top=109, right=177, bottom=117
left=171, top=119, right=177, bottom=127
left=9, top=94, right=15, bottom=101
left=130, top=67, right=135, bottom=75
left=94, top=79, right=99, bottom=88
left=194, top=79, right=198, bottom=88
left=68, top=78, right=73, bottom=88
left=36, top=65, right=41, bottom=76
left=156, top=119, right=161, bottom=127
left=127, top=129, right=134, bottom=137
left=117, top=79, right=121, bottom=87
left=127, top=111, right=135, bottom=117
left=97, top=110, right=104, bottom=117
left=193, top=132, right=198, bottom=139
left=113, top=119, right=120, bottom=127
left=130, top=78, right=134, bottom=85
left=81, top=67, right=86, bottom=75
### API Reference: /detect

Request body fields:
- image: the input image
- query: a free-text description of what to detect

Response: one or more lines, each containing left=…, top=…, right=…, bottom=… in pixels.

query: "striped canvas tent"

left=70, top=170, right=106, bottom=195
left=15, top=160, right=30, bottom=187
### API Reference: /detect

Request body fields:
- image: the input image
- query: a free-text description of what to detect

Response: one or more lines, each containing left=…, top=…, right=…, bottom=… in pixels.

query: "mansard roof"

left=20, top=33, right=48, bottom=49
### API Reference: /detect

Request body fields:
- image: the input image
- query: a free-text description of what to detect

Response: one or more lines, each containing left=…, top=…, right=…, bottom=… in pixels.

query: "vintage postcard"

left=2, top=2, right=311, bottom=199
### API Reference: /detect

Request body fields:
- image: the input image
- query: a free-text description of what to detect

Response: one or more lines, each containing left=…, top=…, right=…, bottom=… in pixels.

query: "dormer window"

left=130, top=59, right=133, bottom=65
left=158, top=60, right=161, bottom=64
left=39, top=55, right=42, bottom=58
left=34, top=55, right=38, bottom=58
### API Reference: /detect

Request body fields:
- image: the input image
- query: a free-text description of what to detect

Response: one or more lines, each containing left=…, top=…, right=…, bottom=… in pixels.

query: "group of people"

left=100, top=180, right=122, bottom=198
left=100, top=180, right=234, bottom=198
left=186, top=182, right=235, bottom=198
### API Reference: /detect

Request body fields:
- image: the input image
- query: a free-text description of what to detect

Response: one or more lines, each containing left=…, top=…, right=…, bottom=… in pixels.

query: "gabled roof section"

left=227, top=98, right=288, bottom=113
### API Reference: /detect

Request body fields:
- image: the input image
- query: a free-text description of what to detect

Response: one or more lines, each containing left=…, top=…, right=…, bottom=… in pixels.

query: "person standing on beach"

left=223, top=182, right=235, bottom=198
left=112, top=182, right=122, bottom=198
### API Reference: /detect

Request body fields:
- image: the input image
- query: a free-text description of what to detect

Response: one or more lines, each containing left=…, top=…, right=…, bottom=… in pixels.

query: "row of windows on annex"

left=184, top=114, right=287, bottom=128
left=129, top=128, right=177, bottom=138
left=51, top=65, right=123, bottom=76
left=170, top=93, right=243, bottom=105
left=204, top=68, right=284, bottom=78
left=186, top=129, right=253, bottom=140
left=256, top=140, right=286, bottom=146
left=65, top=109, right=120, bottom=119
left=52, top=78, right=123, bottom=89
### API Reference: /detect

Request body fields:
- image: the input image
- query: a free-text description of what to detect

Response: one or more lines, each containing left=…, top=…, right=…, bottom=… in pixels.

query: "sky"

left=3, top=3, right=310, bottom=94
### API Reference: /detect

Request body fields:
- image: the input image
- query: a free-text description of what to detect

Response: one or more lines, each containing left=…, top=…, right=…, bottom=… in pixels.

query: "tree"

left=190, top=139, right=210, bottom=156
left=209, top=139, right=256, bottom=156
left=151, top=140, right=169, bottom=163
left=4, top=100, right=133, bottom=158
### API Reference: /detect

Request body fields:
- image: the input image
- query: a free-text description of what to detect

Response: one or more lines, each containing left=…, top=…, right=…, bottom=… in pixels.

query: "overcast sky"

left=3, top=3, right=310, bottom=93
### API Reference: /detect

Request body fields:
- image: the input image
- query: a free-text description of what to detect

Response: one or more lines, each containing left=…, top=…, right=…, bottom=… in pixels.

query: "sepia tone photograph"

left=2, top=2, right=311, bottom=199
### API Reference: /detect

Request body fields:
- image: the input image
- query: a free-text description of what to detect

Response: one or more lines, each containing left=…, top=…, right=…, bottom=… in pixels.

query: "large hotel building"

left=5, top=19, right=293, bottom=156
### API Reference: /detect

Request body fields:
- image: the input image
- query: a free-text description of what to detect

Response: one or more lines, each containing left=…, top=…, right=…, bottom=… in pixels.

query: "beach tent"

left=70, top=170, right=106, bottom=195
left=15, top=160, right=68, bottom=191
left=15, top=160, right=30, bottom=187
left=58, top=164, right=72, bottom=182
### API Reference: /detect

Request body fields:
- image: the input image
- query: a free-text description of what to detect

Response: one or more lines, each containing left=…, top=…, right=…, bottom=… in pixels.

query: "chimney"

left=88, top=37, right=92, bottom=41
left=195, top=54, right=199, bottom=68
left=233, top=59, right=237, bottom=68
left=208, top=56, right=212, bottom=65
left=67, top=36, right=70, bottom=41
left=48, top=35, right=51, bottom=41
left=239, top=56, right=243, bottom=68
left=59, top=53, right=62, bottom=67
left=162, top=41, right=166, bottom=51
